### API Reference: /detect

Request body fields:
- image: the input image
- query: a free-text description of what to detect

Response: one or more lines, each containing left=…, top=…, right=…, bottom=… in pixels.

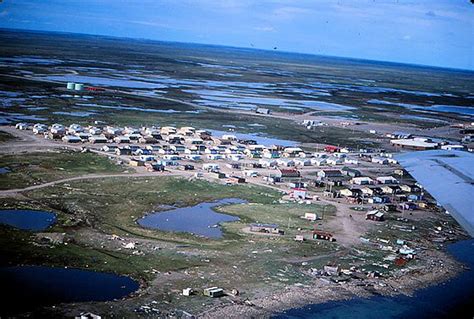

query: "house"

left=203, top=163, right=219, bottom=171
left=68, top=124, right=84, bottom=134
left=341, top=167, right=361, bottom=178
left=227, top=154, right=244, bottom=161
left=278, top=169, right=300, bottom=178
left=295, top=234, right=305, bottom=242
left=372, top=157, right=389, bottom=165
left=256, top=107, right=271, bottom=114
left=101, top=145, right=117, bottom=152
left=277, top=159, right=295, bottom=167
left=32, top=124, right=48, bottom=134
left=259, top=159, right=278, bottom=167
left=380, top=185, right=401, bottom=194
left=376, top=176, right=399, bottom=184
left=351, top=177, right=374, bottom=185
left=399, top=202, right=417, bottom=210
left=361, top=187, right=375, bottom=196
left=391, top=137, right=439, bottom=150
left=291, top=188, right=307, bottom=199
left=227, top=176, right=246, bottom=184
left=344, top=158, right=359, bottom=165
left=62, top=135, right=82, bottom=143
left=366, top=210, right=385, bottom=221
left=326, top=157, right=344, bottom=166
left=313, top=230, right=336, bottom=242
left=89, top=135, right=108, bottom=144
left=114, top=136, right=131, bottom=144
left=104, top=126, right=123, bottom=136
left=317, top=169, right=343, bottom=179
left=303, top=212, right=318, bottom=221
left=129, top=159, right=145, bottom=167
left=325, top=145, right=340, bottom=153
left=207, top=154, right=224, bottom=160
left=283, top=147, right=304, bottom=157
left=88, top=127, right=102, bottom=135
left=249, top=223, right=284, bottom=235
left=139, top=155, right=156, bottom=162
left=15, top=122, right=31, bottom=130
left=387, top=131, right=412, bottom=139
left=311, top=158, right=327, bottom=166
left=116, top=147, right=132, bottom=156
left=400, top=184, right=420, bottom=193
left=203, top=287, right=225, bottom=298
left=50, top=123, right=66, bottom=135
left=243, top=170, right=258, bottom=177
left=289, top=181, right=307, bottom=188
left=339, top=188, right=362, bottom=198
left=145, top=162, right=165, bottom=172
left=138, top=136, right=157, bottom=144
left=295, top=159, right=312, bottom=167
left=323, top=265, right=340, bottom=276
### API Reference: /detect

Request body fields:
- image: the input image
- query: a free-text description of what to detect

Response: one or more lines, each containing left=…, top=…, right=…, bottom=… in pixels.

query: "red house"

left=325, top=145, right=340, bottom=153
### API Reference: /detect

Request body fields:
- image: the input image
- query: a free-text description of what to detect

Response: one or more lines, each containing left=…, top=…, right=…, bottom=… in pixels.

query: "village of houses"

left=14, top=121, right=451, bottom=238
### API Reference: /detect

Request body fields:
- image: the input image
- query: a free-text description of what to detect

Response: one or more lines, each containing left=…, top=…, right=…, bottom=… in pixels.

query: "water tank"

left=74, top=83, right=84, bottom=91
left=66, top=82, right=75, bottom=90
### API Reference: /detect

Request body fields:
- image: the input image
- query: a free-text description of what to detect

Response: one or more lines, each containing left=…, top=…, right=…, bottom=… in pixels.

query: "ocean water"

left=274, top=239, right=474, bottom=319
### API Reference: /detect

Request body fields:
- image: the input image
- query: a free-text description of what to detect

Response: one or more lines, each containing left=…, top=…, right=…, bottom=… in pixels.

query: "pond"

left=0, top=167, right=10, bottom=174
left=274, top=239, right=474, bottom=319
left=0, top=266, right=139, bottom=316
left=138, top=198, right=245, bottom=238
left=0, top=210, right=57, bottom=231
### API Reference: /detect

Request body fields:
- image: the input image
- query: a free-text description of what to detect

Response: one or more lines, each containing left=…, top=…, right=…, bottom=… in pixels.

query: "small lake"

left=0, top=266, right=139, bottom=316
left=0, top=167, right=10, bottom=174
left=138, top=198, right=245, bottom=238
left=274, top=239, right=474, bottom=319
left=0, top=210, right=56, bottom=231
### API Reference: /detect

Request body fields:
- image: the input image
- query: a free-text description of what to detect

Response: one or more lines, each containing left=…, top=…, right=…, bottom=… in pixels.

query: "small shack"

left=313, top=230, right=336, bottom=242
left=366, top=210, right=385, bottom=221
left=250, top=223, right=284, bottom=235
left=203, top=287, right=224, bottom=298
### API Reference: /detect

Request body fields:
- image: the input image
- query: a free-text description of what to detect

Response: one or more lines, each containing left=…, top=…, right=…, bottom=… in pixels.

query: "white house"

left=376, top=176, right=399, bottom=184
left=351, top=177, right=374, bottom=185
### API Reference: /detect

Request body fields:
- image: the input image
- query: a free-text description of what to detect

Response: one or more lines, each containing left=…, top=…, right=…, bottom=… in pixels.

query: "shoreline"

left=199, top=244, right=463, bottom=318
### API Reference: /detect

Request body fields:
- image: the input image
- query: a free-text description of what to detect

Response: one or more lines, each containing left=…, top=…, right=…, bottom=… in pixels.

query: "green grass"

left=0, top=150, right=126, bottom=190
left=0, top=226, right=199, bottom=280
left=0, top=130, right=15, bottom=143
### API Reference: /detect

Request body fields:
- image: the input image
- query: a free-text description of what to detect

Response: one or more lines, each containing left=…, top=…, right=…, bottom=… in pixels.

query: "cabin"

left=325, top=145, right=340, bottom=153
left=277, top=168, right=300, bottom=178
left=317, top=169, right=343, bottom=179
left=145, top=163, right=165, bottom=172
left=291, top=188, right=307, bottom=199
left=351, top=177, right=374, bottom=185
left=62, top=135, right=82, bottom=143
left=313, top=230, right=336, bottom=242
left=129, top=159, right=145, bottom=167
left=249, top=223, right=284, bottom=235
left=89, top=135, right=108, bottom=144
left=376, top=176, right=399, bottom=184
left=203, top=287, right=225, bottom=298
left=227, top=176, right=246, bottom=184
left=303, top=212, right=318, bottom=221
left=366, top=210, right=385, bottom=221
left=256, top=107, right=271, bottom=115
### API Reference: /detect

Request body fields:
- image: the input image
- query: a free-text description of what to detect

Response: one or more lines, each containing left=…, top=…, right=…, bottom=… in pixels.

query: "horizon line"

left=1, top=27, right=473, bottom=73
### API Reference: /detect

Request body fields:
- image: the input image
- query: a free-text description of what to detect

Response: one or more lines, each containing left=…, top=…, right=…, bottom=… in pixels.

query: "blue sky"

left=0, top=0, right=473, bottom=70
